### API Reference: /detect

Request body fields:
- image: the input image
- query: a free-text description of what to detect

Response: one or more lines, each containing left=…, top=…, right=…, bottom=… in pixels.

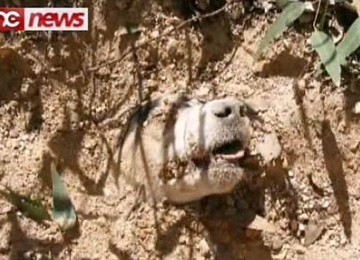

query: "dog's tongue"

left=219, top=150, right=245, bottom=161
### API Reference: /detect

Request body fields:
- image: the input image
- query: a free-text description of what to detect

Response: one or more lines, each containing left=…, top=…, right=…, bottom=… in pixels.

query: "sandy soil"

left=1, top=0, right=360, bottom=259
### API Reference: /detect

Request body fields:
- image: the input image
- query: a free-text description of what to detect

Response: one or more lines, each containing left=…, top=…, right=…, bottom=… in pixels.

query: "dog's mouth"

left=212, top=140, right=245, bottom=161
left=191, top=139, right=248, bottom=168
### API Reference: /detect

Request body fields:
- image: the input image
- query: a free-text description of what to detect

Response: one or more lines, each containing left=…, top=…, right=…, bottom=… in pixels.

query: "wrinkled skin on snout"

left=120, top=93, right=252, bottom=203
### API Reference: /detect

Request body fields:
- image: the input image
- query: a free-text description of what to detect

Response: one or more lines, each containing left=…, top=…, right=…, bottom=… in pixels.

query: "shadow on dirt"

left=292, top=80, right=315, bottom=151
left=321, top=119, right=352, bottom=239
left=0, top=47, right=43, bottom=131
left=108, top=242, right=132, bottom=260
left=151, top=186, right=277, bottom=259
left=158, top=0, right=235, bottom=79
left=258, top=50, right=308, bottom=78
left=152, top=158, right=295, bottom=259
left=7, top=214, right=65, bottom=260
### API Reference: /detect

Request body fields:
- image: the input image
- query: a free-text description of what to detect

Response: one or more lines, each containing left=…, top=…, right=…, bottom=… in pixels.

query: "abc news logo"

left=0, top=8, right=88, bottom=31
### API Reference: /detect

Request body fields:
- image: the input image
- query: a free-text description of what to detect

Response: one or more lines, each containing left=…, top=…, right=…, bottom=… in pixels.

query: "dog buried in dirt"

left=120, top=91, right=259, bottom=204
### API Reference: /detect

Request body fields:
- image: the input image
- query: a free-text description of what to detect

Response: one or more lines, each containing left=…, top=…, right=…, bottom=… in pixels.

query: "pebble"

left=298, top=223, right=306, bottom=232
left=288, top=170, right=294, bottom=177
left=294, top=244, right=306, bottom=254
left=257, top=133, right=282, bottom=163
left=197, top=238, right=210, bottom=256
left=353, top=102, right=360, bottom=114
left=146, top=79, right=158, bottom=90
left=272, top=236, right=284, bottom=252
left=298, top=213, right=309, bottom=222
left=304, top=221, right=324, bottom=246
left=322, top=200, right=330, bottom=209
left=9, top=129, right=19, bottom=138
left=150, top=30, right=159, bottom=39
left=97, top=67, right=110, bottom=76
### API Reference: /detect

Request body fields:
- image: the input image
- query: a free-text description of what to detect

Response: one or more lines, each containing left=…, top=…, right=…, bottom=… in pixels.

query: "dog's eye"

left=239, top=105, right=247, bottom=117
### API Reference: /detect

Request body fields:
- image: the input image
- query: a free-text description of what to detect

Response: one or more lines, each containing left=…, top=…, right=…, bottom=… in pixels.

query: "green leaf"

left=276, top=0, right=292, bottom=9
left=311, top=30, right=341, bottom=87
left=51, top=162, right=77, bottom=231
left=337, top=17, right=360, bottom=65
left=255, top=1, right=306, bottom=60
left=0, top=187, right=50, bottom=222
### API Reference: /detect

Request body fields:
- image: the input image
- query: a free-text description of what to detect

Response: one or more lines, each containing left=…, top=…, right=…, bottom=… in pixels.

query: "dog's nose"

left=208, top=98, right=243, bottom=119
left=213, top=105, right=233, bottom=118
left=203, top=98, right=246, bottom=122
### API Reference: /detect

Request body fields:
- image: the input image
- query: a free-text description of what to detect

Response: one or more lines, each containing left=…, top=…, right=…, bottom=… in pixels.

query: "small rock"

left=272, top=247, right=288, bottom=260
left=84, top=140, right=97, bottom=149
left=257, top=133, right=282, bottom=163
left=146, top=79, right=158, bottom=90
left=298, top=213, right=309, bottom=222
left=97, top=67, right=110, bottom=77
left=9, top=129, right=19, bottom=138
left=247, top=215, right=276, bottom=233
left=322, top=200, right=330, bottom=209
left=304, top=221, right=324, bottom=246
left=298, top=223, right=306, bottom=232
left=272, top=236, right=284, bottom=252
left=288, top=170, right=294, bottom=177
left=150, top=30, right=159, bottom=39
left=353, top=102, right=360, bottom=114
left=197, top=238, right=210, bottom=256
left=245, top=97, right=269, bottom=113
left=294, top=244, right=306, bottom=254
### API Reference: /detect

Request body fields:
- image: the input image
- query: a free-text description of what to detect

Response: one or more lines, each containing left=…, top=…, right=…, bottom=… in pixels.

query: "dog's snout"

left=213, top=105, right=233, bottom=118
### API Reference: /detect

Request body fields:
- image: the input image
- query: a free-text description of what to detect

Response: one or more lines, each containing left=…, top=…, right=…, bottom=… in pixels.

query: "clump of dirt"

left=1, top=0, right=360, bottom=259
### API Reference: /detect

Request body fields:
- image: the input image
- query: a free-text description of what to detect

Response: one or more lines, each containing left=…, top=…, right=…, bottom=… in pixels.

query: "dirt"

left=1, top=0, right=360, bottom=259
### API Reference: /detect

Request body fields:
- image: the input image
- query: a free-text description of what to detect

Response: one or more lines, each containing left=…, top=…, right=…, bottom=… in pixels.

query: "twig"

left=88, top=4, right=228, bottom=72
left=128, top=27, right=144, bottom=103
left=319, top=1, right=328, bottom=30
left=313, top=0, right=322, bottom=29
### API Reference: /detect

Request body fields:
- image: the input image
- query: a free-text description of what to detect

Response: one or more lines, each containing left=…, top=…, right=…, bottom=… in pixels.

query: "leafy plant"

left=337, top=17, right=360, bottom=65
left=311, top=30, right=341, bottom=86
left=256, top=0, right=360, bottom=86
left=255, top=1, right=306, bottom=59
left=51, top=162, right=77, bottom=231
left=0, top=185, right=50, bottom=222
left=0, top=162, right=77, bottom=232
